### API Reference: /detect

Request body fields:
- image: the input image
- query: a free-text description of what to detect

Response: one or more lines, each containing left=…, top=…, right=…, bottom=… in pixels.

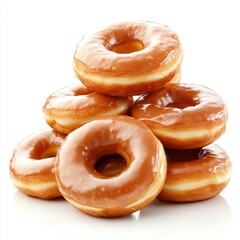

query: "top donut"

left=73, top=20, right=183, bottom=96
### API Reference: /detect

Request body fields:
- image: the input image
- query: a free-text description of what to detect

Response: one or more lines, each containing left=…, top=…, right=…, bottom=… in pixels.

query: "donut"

left=42, top=83, right=133, bottom=134
left=157, top=145, right=232, bottom=202
left=73, top=20, right=183, bottom=96
left=131, top=83, right=228, bottom=149
left=9, top=129, right=66, bottom=199
left=55, top=115, right=167, bottom=217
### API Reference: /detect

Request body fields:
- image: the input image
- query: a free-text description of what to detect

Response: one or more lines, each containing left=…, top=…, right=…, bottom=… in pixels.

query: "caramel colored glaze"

left=73, top=20, right=183, bottom=96
left=131, top=83, right=228, bottom=149
left=9, top=129, right=66, bottom=199
left=42, top=83, right=133, bottom=134
left=55, top=115, right=167, bottom=217
left=157, top=145, right=232, bottom=202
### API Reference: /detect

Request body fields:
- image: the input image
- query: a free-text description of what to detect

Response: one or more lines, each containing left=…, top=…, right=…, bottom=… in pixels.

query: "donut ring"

left=55, top=115, right=167, bottom=217
left=131, top=83, right=228, bottom=149
left=73, top=20, right=183, bottom=96
left=157, top=145, right=232, bottom=202
left=42, top=83, right=133, bottom=134
left=9, top=129, right=66, bottom=199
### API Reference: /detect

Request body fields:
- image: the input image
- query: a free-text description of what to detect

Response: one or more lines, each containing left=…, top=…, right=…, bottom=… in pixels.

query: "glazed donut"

left=42, top=83, right=133, bottom=134
left=131, top=83, right=228, bottom=149
left=157, top=145, right=232, bottom=202
left=55, top=115, right=167, bottom=217
left=9, top=129, right=66, bottom=199
left=73, top=20, right=183, bottom=96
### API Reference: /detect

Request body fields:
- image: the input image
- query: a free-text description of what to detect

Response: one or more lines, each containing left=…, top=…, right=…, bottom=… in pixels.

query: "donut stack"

left=131, top=84, right=231, bottom=202
left=9, top=20, right=231, bottom=218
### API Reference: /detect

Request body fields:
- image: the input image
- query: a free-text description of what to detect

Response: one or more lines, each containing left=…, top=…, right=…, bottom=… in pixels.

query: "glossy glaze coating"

left=157, top=144, right=232, bottom=202
left=43, top=83, right=133, bottom=134
left=55, top=115, right=167, bottom=217
left=131, top=83, right=228, bottom=149
left=9, top=129, right=66, bottom=199
left=73, top=20, right=183, bottom=96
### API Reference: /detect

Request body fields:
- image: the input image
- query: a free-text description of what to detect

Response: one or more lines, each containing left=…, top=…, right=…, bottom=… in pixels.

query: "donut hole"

left=162, top=88, right=200, bottom=109
left=164, top=95, right=198, bottom=109
left=94, top=154, right=127, bottom=177
left=110, top=39, right=144, bottom=54
left=165, top=101, right=196, bottom=109
left=40, top=147, right=59, bottom=159
left=33, top=146, right=59, bottom=160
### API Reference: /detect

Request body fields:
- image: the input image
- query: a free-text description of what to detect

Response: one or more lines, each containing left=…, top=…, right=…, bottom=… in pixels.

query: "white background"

left=1, top=0, right=240, bottom=239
